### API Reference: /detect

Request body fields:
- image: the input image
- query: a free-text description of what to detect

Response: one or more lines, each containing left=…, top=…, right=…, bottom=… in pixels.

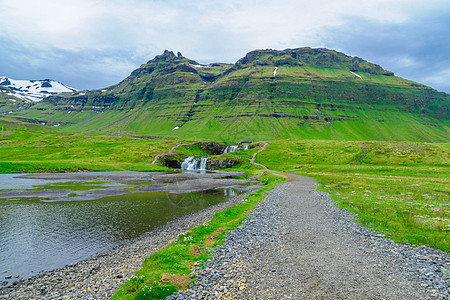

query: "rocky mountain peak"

left=236, top=47, right=394, bottom=76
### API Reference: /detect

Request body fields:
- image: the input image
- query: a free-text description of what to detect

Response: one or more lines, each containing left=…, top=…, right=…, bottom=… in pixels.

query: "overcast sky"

left=1, top=0, right=449, bottom=93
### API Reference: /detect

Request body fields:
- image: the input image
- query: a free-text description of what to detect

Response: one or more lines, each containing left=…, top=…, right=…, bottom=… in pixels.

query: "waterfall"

left=199, top=157, right=208, bottom=170
left=181, top=156, right=209, bottom=171
left=181, top=156, right=198, bottom=170
left=243, top=145, right=249, bottom=150
left=223, top=145, right=238, bottom=154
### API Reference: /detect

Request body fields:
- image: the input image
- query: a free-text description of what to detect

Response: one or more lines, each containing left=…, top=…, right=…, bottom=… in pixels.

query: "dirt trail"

left=249, top=141, right=268, bottom=170
left=151, top=142, right=192, bottom=165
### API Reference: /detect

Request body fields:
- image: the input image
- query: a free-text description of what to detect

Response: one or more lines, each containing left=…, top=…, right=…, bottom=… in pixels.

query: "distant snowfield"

left=0, top=76, right=77, bottom=102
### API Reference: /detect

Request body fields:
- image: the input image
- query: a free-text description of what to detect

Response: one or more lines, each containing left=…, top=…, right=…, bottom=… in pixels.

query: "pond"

left=0, top=171, right=247, bottom=286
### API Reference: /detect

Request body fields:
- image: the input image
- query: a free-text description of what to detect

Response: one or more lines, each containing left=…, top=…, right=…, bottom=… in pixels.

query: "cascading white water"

left=243, top=145, right=249, bottom=150
left=181, top=156, right=198, bottom=170
left=180, top=156, right=192, bottom=169
left=199, top=157, right=208, bottom=170
left=181, top=156, right=209, bottom=171
left=223, top=145, right=238, bottom=154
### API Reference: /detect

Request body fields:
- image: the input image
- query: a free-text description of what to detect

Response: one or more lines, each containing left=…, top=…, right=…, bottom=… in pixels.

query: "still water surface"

left=0, top=173, right=236, bottom=286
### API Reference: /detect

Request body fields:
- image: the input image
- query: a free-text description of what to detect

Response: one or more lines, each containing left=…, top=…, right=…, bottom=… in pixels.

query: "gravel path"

left=173, top=174, right=450, bottom=299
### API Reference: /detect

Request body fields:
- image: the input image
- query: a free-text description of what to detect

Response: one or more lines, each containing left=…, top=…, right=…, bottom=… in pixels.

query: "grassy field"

left=2, top=122, right=449, bottom=252
left=2, top=121, right=449, bottom=298
left=257, top=140, right=450, bottom=251
left=0, top=120, right=179, bottom=173
left=0, top=118, right=267, bottom=173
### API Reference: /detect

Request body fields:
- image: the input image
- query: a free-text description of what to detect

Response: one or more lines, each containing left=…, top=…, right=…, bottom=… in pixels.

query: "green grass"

left=444, top=269, right=450, bottom=278
left=257, top=140, right=450, bottom=251
left=112, top=171, right=285, bottom=300
left=0, top=125, right=179, bottom=173
left=0, top=123, right=265, bottom=173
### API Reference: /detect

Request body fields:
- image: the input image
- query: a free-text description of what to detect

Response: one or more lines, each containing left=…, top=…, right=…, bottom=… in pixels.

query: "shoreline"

left=0, top=185, right=261, bottom=300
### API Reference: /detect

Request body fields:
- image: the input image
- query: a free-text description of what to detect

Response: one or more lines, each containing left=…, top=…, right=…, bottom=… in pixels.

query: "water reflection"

left=0, top=188, right=237, bottom=286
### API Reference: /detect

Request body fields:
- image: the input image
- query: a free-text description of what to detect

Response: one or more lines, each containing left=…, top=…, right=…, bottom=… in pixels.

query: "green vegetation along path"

left=173, top=148, right=449, bottom=299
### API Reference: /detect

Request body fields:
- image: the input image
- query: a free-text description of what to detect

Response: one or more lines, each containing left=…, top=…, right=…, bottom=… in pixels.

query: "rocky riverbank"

left=0, top=184, right=262, bottom=300
left=171, top=175, right=450, bottom=299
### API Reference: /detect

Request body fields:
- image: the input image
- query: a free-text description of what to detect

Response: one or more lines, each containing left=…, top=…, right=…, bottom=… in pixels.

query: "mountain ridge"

left=3, top=47, right=449, bottom=142
left=233, top=47, right=395, bottom=76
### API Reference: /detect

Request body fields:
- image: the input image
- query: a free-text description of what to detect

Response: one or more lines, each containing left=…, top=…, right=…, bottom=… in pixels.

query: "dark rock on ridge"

left=0, top=78, right=11, bottom=86
left=41, top=82, right=52, bottom=88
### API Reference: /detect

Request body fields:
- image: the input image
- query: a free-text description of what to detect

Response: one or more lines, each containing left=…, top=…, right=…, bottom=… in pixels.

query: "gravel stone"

left=176, top=174, right=450, bottom=299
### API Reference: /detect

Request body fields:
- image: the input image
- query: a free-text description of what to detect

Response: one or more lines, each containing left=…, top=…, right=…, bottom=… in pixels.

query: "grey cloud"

left=322, top=11, right=450, bottom=92
left=1, top=1, right=449, bottom=93
left=0, top=37, right=145, bottom=90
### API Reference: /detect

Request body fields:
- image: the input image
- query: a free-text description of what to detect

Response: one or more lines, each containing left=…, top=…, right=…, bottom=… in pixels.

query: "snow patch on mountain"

left=0, top=76, right=77, bottom=102
left=350, top=71, right=363, bottom=80
left=190, top=63, right=208, bottom=68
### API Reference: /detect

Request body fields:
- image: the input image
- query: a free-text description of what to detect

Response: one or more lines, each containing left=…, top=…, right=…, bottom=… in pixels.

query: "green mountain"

left=5, top=48, right=449, bottom=142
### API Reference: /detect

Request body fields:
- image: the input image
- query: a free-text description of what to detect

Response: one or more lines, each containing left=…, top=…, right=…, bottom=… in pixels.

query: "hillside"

left=5, top=48, right=449, bottom=142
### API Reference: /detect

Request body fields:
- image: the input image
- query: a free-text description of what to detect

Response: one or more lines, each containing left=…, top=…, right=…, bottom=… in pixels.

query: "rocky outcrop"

left=160, top=154, right=184, bottom=169
left=207, top=158, right=240, bottom=170
left=195, top=142, right=227, bottom=155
